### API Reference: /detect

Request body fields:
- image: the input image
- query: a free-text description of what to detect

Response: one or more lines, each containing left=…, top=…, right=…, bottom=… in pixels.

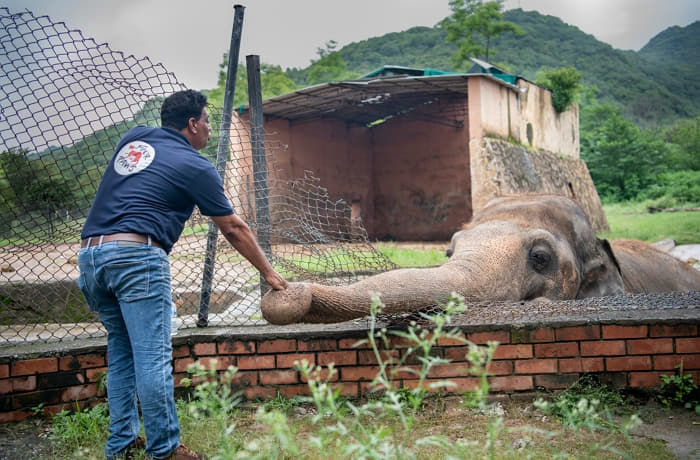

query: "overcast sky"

left=3, top=0, right=699, bottom=90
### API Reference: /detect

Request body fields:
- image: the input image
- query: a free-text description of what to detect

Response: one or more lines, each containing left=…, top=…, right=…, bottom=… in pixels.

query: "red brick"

left=602, top=325, right=648, bottom=339
left=0, top=379, right=11, bottom=395
left=513, top=328, right=554, bottom=344
left=259, top=370, right=299, bottom=385
left=340, top=366, right=380, bottom=381
left=629, top=372, right=663, bottom=388
left=278, top=384, right=313, bottom=398
left=338, top=338, right=370, bottom=349
left=493, top=344, right=533, bottom=360
left=559, top=358, right=604, bottom=373
left=676, top=338, right=700, bottom=354
left=555, top=325, right=600, bottom=341
left=654, top=354, right=700, bottom=370
left=276, top=353, right=315, bottom=369
left=360, top=380, right=393, bottom=394
left=298, top=339, right=337, bottom=351
left=390, top=365, right=422, bottom=380
left=514, top=359, right=557, bottom=374
left=198, top=356, right=235, bottom=371
left=243, top=386, right=278, bottom=400
left=335, top=383, right=359, bottom=397
left=427, top=363, right=471, bottom=379
left=489, top=375, right=533, bottom=391
left=11, top=376, right=37, bottom=392
left=317, top=351, right=357, bottom=366
left=606, top=356, right=652, bottom=372
left=444, top=346, right=470, bottom=362
left=449, top=377, right=482, bottom=392
left=468, top=331, right=510, bottom=345
left=534, top=342, right=579, bottom=358
left=61, top=384, right=97, bottom=402
left=436, top=333, right=467, bottom=346
left=258, top=339, right=297, bottom=354
left=172, top=344, right=191, bottom=358
left=193, top=342, right=216, bottom=356
left=0, top=364, right=8, bottom=379
left=173, top=357, right=195, bottom=373
left=387, top=336, right=418, bottom=348
left=627, top=338, right=673, bottom=355
left=357, top=349, right=398, bottom=365
left=232, top=371, right=258, bottom=386
left=59, top=354, right=105, bottom=371
left=0, top=410, right=32, bottom=423
left=300, top=367, right=339, bottom=383
left=535, top=374, right=580, bottom=389
left=237, top=355, right=275, bottom=370
left=649, top=324, right=697, bottom=338
left=12, top=358, right=58, bottom=376
left=485, top=360, right=513, bottom=376
left=218, top=340, right=255, bottom=354
left=580, top=340, right=626, bottom=356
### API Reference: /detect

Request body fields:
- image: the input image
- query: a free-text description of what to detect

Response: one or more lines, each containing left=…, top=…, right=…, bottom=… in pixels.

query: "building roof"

left=248, top=61, right=521, bottom=127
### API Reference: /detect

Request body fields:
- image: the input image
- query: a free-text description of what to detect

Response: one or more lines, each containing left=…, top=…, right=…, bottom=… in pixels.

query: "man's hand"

left=263, top=270, right=288, bottom=291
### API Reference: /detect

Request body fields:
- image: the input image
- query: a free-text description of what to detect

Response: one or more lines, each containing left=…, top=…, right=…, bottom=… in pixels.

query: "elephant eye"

left=529, top=247, right=552, bottom=272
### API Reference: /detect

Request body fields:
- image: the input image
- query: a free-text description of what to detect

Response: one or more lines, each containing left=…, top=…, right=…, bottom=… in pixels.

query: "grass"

left=601, top=202, right=700, bottom=245
left=376, top=243, right=448, bottom=267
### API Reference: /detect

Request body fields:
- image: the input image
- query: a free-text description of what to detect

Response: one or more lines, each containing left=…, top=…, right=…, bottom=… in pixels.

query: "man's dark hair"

left=160, top=89, right=208, bottom=130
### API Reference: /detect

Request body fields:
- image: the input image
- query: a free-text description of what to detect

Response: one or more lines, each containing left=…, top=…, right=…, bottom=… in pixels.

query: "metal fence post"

left=197, top=4, right=245, bottom=328
left=246, top=54, right=271, bottom=297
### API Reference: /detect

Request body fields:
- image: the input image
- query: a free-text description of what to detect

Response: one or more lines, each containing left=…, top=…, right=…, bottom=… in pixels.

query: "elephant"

left=261, top=195, right=700, bottom=325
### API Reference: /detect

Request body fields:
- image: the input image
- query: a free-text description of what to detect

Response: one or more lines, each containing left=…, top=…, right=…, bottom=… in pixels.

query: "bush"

left=641, top=170, right=700, bottom=207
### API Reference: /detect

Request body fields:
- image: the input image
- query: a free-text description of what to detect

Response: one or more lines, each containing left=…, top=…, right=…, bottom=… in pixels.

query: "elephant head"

left=262, top=195, right=629, bottom=325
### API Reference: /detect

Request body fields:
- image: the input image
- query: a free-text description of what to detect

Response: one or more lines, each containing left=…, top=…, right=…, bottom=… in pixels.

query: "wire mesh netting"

left=0, top=8, right=395, bottom=347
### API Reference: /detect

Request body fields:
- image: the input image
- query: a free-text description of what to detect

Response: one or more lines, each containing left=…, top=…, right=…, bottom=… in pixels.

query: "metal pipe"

left=197, top=4, right=245, bottom=328
left=246, top=54, right=271, bottom=297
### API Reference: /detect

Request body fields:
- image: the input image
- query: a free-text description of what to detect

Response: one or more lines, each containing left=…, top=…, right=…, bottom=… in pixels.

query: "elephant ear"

left=598, top=238, right=621, bottom=274
left=576, top=238, right=625, bottom=298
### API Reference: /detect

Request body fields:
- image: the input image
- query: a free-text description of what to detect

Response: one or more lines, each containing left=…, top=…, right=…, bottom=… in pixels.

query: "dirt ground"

left=0, top=399, right=697, bottom=459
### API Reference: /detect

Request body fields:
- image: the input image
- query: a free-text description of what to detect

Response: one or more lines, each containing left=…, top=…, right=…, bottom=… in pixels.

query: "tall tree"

left=0, top=148, right=75, bottom=236
left=441, top=0, right=523, bottom=69
left=580, top=105, right=667, bottom=201
left=306, top=41, right=360, bottom=85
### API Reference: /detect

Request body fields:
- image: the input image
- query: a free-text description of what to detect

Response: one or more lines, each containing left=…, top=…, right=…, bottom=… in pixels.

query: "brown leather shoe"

left=148, top=443, right=207, bottom=460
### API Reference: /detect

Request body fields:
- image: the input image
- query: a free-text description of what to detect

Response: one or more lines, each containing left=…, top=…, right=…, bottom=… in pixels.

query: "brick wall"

left=1, top=320, right=698, bottom=424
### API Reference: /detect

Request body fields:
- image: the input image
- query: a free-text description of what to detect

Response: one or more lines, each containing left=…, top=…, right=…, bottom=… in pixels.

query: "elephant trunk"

left=262, top=262, right=470, bottom=325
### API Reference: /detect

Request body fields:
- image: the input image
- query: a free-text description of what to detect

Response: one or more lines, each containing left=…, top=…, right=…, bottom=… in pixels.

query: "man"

left=78, top=89, right=287, bottom=460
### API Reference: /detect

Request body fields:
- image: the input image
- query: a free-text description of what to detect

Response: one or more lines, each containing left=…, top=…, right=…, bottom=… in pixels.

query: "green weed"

left=658, top=364, right=700, bottom=414
left=50, top=402, right=110, bottom=450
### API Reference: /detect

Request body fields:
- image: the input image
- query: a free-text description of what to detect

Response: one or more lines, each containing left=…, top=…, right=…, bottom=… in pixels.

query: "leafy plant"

left=658, top=364, right=700, bottom=414
left=50, top=402, right=110, bottom=450
left=535, top=66, right=582, bottom=112
left=180, top=360, right=242, bottom=420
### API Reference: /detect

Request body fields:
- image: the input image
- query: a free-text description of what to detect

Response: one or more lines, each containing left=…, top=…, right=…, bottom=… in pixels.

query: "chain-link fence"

left=0, top=7, right=395, bottom=347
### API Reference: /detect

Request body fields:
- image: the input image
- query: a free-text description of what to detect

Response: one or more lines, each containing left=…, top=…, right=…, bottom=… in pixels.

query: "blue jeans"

left=77, top=241, right=179, bottom=459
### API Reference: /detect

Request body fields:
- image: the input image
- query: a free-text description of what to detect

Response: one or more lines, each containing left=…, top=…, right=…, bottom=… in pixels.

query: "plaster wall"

left=467, top=76, right=579, bottom=158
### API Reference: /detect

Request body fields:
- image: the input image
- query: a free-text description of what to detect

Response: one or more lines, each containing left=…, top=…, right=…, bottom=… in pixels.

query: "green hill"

left=291, top=9, right=699, bottom=127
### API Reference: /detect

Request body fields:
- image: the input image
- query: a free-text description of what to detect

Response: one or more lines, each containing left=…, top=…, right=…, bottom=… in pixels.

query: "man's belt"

left=80, top=233, right=164, bottom=250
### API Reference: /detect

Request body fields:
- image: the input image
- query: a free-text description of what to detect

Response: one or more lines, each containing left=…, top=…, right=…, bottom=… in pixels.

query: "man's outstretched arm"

left=211, top=214, right=288, bottom=291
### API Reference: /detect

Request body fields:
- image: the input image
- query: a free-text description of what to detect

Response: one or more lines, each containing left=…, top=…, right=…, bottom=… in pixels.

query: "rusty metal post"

left=245, top=54, right=271, bottom=297
left=197, top=4, right=245, bottom=327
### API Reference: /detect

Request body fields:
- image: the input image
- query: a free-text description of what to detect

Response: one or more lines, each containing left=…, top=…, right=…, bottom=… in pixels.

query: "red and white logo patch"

left=114, top=141, right=155, bottom=175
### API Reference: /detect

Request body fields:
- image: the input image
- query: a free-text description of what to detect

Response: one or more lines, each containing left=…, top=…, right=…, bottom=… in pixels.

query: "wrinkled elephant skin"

left=261, top=195, right=700, bottom=325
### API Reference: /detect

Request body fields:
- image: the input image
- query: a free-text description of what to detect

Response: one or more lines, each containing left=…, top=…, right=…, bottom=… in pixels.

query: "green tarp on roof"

left=361, top=60, right=519, bottom=85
